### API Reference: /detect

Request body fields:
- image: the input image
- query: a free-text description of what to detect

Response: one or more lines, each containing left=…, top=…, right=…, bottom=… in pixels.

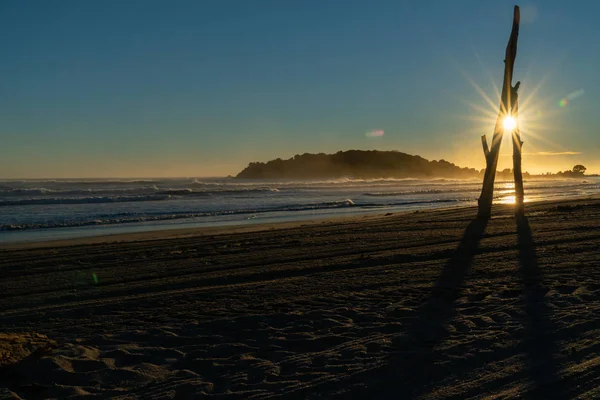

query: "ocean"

left=1, top=177, right=598, bottom=244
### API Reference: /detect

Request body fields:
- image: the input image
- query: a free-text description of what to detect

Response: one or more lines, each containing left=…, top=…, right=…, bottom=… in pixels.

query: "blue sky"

left=1, top=0, right=599, bottom=178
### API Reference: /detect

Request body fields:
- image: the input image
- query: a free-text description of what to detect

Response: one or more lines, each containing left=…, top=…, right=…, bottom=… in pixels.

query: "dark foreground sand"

left=2, top=198, right=600, bottom=399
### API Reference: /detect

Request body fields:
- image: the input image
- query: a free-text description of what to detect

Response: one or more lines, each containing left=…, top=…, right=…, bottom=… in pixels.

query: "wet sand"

left=2, top=198, right=600, bottom=399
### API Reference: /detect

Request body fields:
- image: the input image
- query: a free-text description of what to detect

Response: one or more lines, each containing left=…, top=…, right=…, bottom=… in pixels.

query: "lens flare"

left=559, top=89, right=584, bottom=107
left=366, top=130, right=384, bottom=138
left=503, top=116, right=516, bottom=131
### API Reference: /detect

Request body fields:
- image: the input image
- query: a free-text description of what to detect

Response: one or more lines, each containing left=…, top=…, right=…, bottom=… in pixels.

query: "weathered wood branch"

left=481, top=135, right=490, bottom=158
left=512, top=83, right=524, bottom=212
left=477, top=5, right=520, bottom=218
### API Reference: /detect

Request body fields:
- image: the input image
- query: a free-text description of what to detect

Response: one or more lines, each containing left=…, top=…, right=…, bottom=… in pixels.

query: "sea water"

left=1, top=177, right=598, bottom=243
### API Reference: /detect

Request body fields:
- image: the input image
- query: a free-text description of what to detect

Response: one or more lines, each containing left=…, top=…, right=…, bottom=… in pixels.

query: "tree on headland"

left=551, top=164, right=588, bottom=178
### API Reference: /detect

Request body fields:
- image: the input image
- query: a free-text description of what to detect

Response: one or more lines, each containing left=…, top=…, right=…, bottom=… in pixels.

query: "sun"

left=458, top=67, right=564, bottom=156
left=503, top=116, right=517, bottom=131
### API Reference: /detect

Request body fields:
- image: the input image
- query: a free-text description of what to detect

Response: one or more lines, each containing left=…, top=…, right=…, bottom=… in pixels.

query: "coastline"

left=1, top=194, right=596, bottom=251
left=0, top=210, right=395, bottom=250
left=2, top=195, right=600, bottom=398
left=3, top=176, right=598, bottom=248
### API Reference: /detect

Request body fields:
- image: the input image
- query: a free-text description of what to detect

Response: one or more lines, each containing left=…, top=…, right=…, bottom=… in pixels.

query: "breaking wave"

left=3, top=177, right=598, bottom=240
left=0, top=195, right=171, bottom=207
left=0, top=187, right=283, bottom=206
left=0, top=198, right=458, bottom=231
left=362, top=189, right=468, bottom=196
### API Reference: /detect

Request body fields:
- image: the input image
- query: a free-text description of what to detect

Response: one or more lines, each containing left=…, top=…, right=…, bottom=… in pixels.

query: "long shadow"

left=516, top=212, right=565, bottom=398
left=404, top=216, right=490, bottom=345
left=338, top=216, right=490, bottom=398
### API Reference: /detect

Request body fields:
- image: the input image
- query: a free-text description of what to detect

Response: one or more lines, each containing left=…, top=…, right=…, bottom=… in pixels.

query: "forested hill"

left=236, top=150, right=481, bottom=179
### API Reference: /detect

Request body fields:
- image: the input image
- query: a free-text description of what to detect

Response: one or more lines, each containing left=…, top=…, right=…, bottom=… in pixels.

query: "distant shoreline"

left=2, top=194, right=596, bottom=251
left=2, top=176, right=598, bottom=247
left=235, top=149, right=591, bottom=180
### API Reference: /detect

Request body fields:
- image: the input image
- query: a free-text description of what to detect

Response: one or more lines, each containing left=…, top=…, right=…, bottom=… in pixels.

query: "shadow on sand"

left=345, top=212, right=567, bottom=399
left=369, top=213, right=566, bottom=399
left=342, top=216, right=490, bottom=398
left=403, top=216, right=490, bottom=347
left=516, top=212, right=564, bottom=398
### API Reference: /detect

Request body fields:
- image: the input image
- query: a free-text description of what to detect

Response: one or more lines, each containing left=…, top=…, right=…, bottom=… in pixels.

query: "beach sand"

left=2, top=198, right=600, bottom=399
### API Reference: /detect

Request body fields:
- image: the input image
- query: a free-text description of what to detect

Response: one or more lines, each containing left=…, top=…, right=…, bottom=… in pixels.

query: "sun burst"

left=503, top=116, right=517, bottom=131
left=456, top=66, right=563, bottom=153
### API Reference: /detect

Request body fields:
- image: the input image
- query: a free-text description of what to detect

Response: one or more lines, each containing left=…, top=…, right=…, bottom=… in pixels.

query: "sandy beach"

left=2, top=197, right=600, bottom=399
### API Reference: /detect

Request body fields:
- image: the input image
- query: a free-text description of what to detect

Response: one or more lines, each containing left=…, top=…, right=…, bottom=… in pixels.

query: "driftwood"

left=512, top=82, right=524, bottom=212
left=477, top=5, right=521, bottom=217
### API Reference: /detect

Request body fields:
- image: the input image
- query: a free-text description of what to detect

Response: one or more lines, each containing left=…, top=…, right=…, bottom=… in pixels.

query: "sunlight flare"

left=503, top=116, right=517, bottom=131
left=457, top=60, right=572, bottom=161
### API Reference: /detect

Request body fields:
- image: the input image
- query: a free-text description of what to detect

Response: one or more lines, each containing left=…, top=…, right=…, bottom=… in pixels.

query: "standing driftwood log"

left=512, top=82, right=524, bottom=212
left=478, top=5, right=521, bottom=218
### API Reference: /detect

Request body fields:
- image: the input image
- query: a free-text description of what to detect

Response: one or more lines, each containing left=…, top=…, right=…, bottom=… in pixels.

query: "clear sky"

left=1, top=0, right=599, bottom=178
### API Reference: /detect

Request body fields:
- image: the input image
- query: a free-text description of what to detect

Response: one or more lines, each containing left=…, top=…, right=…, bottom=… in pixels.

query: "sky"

left=1, top=0, right=599, bottom=178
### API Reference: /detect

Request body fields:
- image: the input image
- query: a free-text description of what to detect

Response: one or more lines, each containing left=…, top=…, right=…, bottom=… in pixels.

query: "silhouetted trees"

left=235, top=151, right=588, bottom=180
left=236, top=150, right=481, bottom=179
left=552, top=165, right=588, bottom=178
